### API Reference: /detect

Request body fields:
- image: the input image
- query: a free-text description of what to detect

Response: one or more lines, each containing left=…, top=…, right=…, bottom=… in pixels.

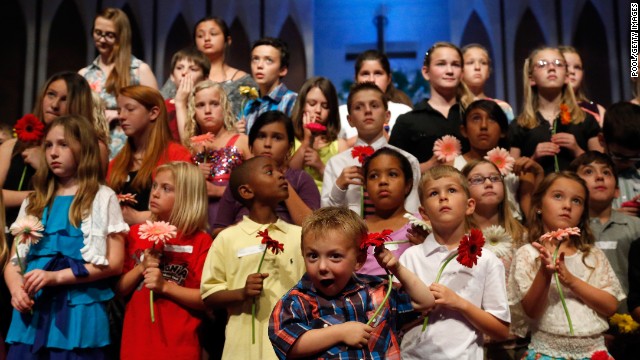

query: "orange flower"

left=190, top=132, right=216, bottom=147
left=560, top=104, right=571, bottom=125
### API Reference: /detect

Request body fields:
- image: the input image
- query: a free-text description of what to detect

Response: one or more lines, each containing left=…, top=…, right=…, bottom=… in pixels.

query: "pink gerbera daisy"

left=138, top=220, right=177, bottom=245
left=484, top=147, right=515, bottom=175
left=10, top=215, right=44, bottom=246
left=433, top=135, right=461, bottom=162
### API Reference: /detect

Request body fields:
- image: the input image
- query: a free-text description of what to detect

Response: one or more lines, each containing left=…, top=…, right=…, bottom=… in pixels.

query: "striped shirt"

left=269, top=273, right=417, bottom=360
left=243, top=82, right=297, bottom=134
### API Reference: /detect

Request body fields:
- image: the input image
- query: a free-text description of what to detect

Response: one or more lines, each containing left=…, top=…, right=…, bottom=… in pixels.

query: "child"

left=4, top=115, right=127, bottom=358
left=108, top=85, right=191, bottom=225
left=241, top=37, right=297, bottom=134
left=338, top=50, right=413, bottom=146
left=389, top=42, right=474, bottom=172
left=569, top=152, right=640, bottom=313
left=361, top=148, right=422, bottom=275
left=461, top=44, right=514, bottom=122
left=508, top=172, right=624, bottom=359
left=182, top=80, right=250, bottom=227
left=201, top=156, right=306, bottom=359
left=508, top=46, right=602, bottom=174
left=0, top=123, right=13, bottom=145
left=118, top=161, right=212, bottom=359
left=269, top=206, right=435, bottom=359
left=289, top=76, right=347, bottom=192
left=322, top=82, right=421, bottom=216
left=559, top=46, right=606, bottom=125
left=212, top=111, right=320, bottom=233
left=162, top=46, right=211, bottom=140
left=600, top=101, right=640, bottom=214
left=400, top=165, right=510, bottom=360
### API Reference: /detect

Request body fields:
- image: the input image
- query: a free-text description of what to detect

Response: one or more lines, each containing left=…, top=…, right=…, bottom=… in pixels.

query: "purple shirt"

left=359, top=222, right=414, bottom=276
left=213, top=168, right=320, bottom=229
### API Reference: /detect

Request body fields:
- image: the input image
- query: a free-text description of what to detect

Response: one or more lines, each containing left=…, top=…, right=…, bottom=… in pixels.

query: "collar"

left=593, top=210, right=631, bottom=227
left=354, top=136, right=387, bottom=150
left=262, top=82, right=289, bottom=103
left=413, top=98, right=461, bottom=113
left=421, top=233, right=455, bottom=257
left=88, top=56, right=101, bottom=69
left=237, top=216, right=291, bottom=236
left=297, top=272, right=382, bottom=298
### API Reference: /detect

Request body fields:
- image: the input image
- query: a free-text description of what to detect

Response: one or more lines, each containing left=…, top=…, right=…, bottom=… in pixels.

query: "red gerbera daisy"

left=257, top=229, right=284, bottom=255
left=360, top=229, right=393, bottom=250
left=351, top=145, right=375, bottom=164
left=14, top=114, right=44, bottom=143
left=456, top=228, right=485, bottom=268
left=304, top=122, right=327, bottom=134
left=590, top=350, right=612, bottom=360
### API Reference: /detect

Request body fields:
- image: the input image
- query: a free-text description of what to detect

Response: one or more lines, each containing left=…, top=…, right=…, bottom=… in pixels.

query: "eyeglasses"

left=468, top=174, right=503, bottom=186
left=93, top=29, right=117, bottom=42
left=609, top=152, right=640, bottom=163
left=534, top=59, right=566, bottom=70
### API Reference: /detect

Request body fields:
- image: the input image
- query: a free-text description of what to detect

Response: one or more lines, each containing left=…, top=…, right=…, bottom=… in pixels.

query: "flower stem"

left=252, top=246, right=269, bottom=345
left=366, top=272, right=394, bottom=326
left=360, top=187, right=364, bottom=218
left=15, top=248, right=25, bottom=275
left=552, top=118, right=559, bottom=173
left=17, top=166, right=27, bottom=191
left=553, top=246, right=574, bottom=335
left=422, top=251, right=458, bottom=331
left=150, top=290, right=155, bottom=323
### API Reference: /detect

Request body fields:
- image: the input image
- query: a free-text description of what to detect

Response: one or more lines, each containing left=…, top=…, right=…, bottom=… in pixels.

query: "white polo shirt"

left=399, top=233, right=511, bottom=360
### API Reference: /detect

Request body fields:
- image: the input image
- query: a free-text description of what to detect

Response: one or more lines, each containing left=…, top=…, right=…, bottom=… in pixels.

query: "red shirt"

left=120, top=224, right=213, bottom=360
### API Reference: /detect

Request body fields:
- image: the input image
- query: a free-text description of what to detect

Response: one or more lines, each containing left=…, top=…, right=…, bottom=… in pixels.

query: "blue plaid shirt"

left=243, top=82, right=297, bottom=134
left=269, top=273, right=418, bottom=360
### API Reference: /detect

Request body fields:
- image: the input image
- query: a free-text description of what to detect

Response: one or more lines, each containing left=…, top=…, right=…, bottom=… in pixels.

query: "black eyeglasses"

left=468, top=174, right=503, bottom=186
left=609, top=152, right=640, bottom=163
left=93, top=29, right=117, bottom=42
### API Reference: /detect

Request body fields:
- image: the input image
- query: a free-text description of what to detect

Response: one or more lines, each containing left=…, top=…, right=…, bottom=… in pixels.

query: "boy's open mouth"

left=320, top=279, right=334, bottom=287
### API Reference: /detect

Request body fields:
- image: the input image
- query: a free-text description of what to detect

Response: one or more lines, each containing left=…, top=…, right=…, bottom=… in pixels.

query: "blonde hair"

left=461, top=159, right=525, bottom=246
left=423, top=42, right=474, bottom=109
left=418, top=165, right=474, bottom=230
left=558, top=45, right=588, bottom=103
left=185, top=80, right=236, bottom=146
left=301, top=207, right=367, bottom=250
left=153, top=162, right=208, bottom=236
left=97, top=8, right=133, bottom=96
left=91, top=92, right=110, bottom=147
left=517, top=46, right=586, bottom=129
left=27, top=115, right=103, bottom=227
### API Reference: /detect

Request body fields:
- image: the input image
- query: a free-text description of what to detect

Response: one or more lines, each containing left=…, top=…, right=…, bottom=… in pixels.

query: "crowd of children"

left=0, top=7, right=639, bottom=360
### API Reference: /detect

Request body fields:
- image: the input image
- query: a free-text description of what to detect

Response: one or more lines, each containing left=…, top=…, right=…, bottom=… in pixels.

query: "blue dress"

left=6, top=196, right=112, bottom=354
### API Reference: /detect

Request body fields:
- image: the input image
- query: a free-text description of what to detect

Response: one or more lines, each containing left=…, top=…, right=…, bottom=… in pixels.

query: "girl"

left=289, top=77, right=347, bottom=191
left=117, top=161, right=212, bottom=360
left=389, top=42, right=474, bottom=172
left=360, top=148, right=424, bottom=276
left=558, top=46, right=606, bottom=126
left=182, top=80, right=250, bottom=227
left=0, top=72, right=107, bottom=229
left=508, top=46, right=603, bottom=174
left=461, top=44, right=514, bottom=122
left=212, top=110, right=320, bottom=235
left=108, top=85, right=191, bottom=226
left=339, top=50, right=412, bottom=146
left=399, top=165, right=510, bottom=359
left=79, top=7, right=158, bottom=158
left=4, top=115, right=127, bottom=358
left=508, top=172, right=624, bottom=359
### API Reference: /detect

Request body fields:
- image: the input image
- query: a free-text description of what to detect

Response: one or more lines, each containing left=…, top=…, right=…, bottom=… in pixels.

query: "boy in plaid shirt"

left=269, top=207, right=434, bottom=359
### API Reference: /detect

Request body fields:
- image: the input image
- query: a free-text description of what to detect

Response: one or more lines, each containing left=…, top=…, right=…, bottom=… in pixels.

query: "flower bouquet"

left=138, top=220, right=177, bottom=323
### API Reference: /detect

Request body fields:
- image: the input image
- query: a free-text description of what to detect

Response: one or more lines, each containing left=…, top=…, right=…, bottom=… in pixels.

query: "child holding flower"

left=507, top=171, right=624, bottom=359
left=399, top=165, right=510, bottom=360
left=508, top=46, right=602, bottom=174
left=3, top=115, right=127, bottom=358
left=117, top=162, right=212, bottom=360
left=201, top=156, right=306, bottom=359
left=269, top=206, right=435, bottom=359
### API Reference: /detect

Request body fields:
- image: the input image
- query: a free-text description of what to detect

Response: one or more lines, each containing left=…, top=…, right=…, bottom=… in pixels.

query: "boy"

left=269, top=206, right=435, bottom=359
left=164, top=46, right=211, bottom=140
left=400, top=166, right=510, bottom=360
left=321, top=82, right=421, bottom=215
left=201, top=156, right=306, bottom=360
left=242, top=37, right=297, bottom=134
left=569, top=152, right=640, bottom=313
left=600, top=102, right=640, bottom=214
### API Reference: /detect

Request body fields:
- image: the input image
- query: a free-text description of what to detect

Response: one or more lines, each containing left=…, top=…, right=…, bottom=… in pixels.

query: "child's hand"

left=407, top=224, right=429, bottom=245
left=243, top=273, right=269, bottom=300
left=175, top=74, right=193, bottom=106
left=555, top=252, right=577, bottom=289
left=10, top=285, right=33, bottom=313
left=235, top=119, right=247, bottom=134
left=337, top=321, right=373, bottom=349
left=336, top=166, right=364, bottom=191
left=23, top=269, right=58, bottom=296
left=141, top=248, right=161, bottom=270
left=430, top=283, right=464, bottom=311
left=21, top=147, right=42, bottom=170
left=374, top=246, right=399, bottom=273
left=143, top=267, right=168, bottom=294
left=301, top=112, right=313, bottom=143
left=513, top=156, right=543, bottom=177
left=618, top=194, right=640, bottom=217
left=551, top=133, right=581, bottom=156
left=533, top=141, right=560, bottom=160
left=532, top=242, right=556, bottom=274
left=303, top=148, right=323, bottom=171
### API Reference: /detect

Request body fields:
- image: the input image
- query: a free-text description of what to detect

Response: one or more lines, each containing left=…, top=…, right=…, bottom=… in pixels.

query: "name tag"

left=384, top=243, right=399, bottom=251
left=164, top=244, right=193, bottom=253
left=237, top=244, right=266, bottom=258
left=595, top=241, right=617, bottom=250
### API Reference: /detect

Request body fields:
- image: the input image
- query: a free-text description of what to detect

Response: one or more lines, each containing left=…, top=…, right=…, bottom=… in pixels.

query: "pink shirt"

left=359, top=222, right=413, bottom=276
